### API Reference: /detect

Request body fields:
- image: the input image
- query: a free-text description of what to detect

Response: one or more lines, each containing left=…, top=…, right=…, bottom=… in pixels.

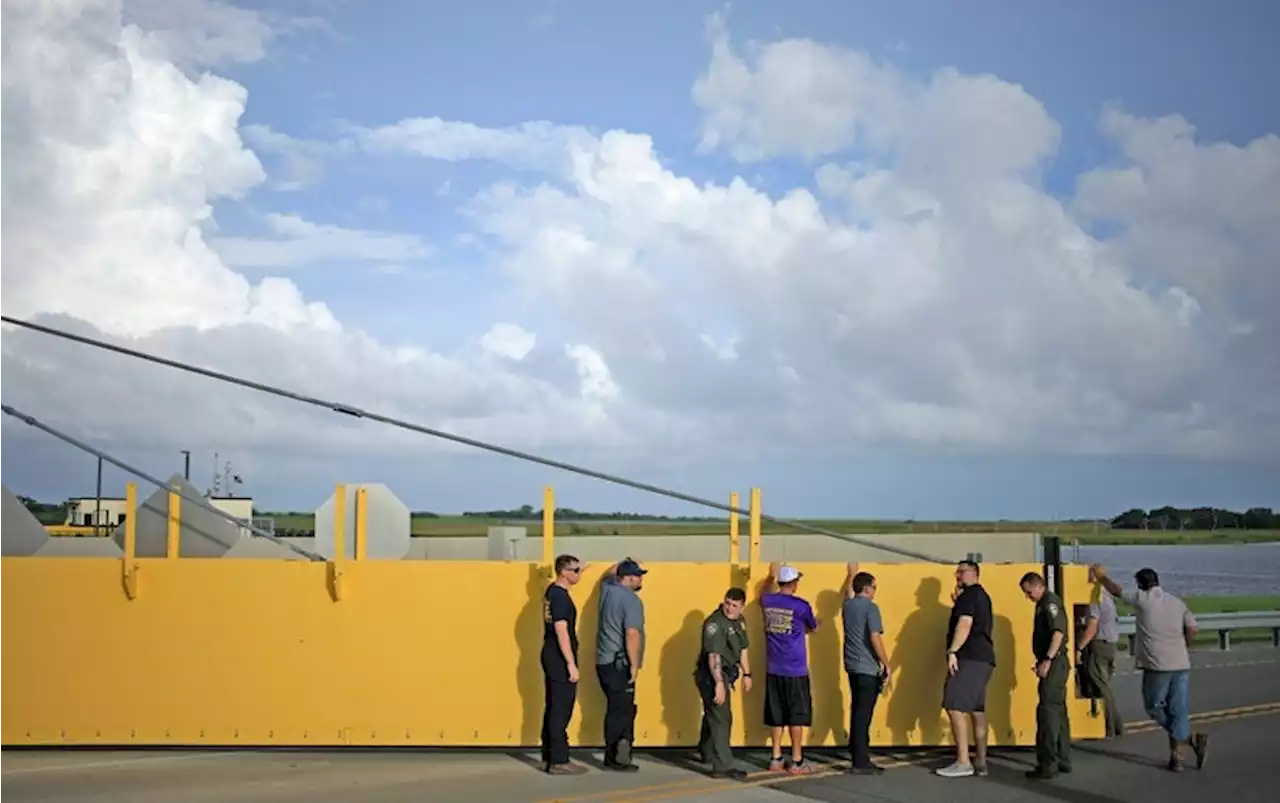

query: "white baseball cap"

left=778, top=565, right=802, bottom=583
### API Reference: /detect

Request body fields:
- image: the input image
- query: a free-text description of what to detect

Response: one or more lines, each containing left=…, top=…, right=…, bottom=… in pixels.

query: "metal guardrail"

left=1117, top=610, right=1280, bottom=650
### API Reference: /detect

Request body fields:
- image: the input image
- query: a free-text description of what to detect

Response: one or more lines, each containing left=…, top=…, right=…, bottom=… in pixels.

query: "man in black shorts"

left=936, top=560, right=996, bottom=778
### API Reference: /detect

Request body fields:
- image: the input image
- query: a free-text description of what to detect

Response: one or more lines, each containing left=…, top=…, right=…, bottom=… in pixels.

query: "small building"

left=65, top=495, right=254, bottom=531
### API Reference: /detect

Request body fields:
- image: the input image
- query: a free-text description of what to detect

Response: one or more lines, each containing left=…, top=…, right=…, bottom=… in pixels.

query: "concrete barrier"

left=0, top=557, right=1100, bottom=748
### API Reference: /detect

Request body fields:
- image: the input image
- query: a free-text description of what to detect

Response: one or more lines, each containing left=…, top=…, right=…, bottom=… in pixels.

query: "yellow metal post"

left=749, top=487, right=762, bottom=567
left=333, top=484, right=347, bottom=560
left=729, top=491, right=740, bottom=566
left=355, top=486, right=369, bottom=561
left=543, top=486, right=555, bottom=574
left=166, top=488, right=181, bottom=559
left=124, top=482, right=138, bottom=559
left=122, top=482, right=139, bottom=599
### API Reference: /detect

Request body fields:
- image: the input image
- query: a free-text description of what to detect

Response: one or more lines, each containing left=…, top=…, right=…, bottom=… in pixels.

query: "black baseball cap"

left=617, top=558, right=648, bottom=577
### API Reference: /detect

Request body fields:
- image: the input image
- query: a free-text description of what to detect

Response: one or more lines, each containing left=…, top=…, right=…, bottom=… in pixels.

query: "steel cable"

left=1, top=314, right=948, bottom=564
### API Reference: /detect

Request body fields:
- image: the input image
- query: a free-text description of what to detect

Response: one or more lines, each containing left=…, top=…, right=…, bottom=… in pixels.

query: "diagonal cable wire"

left=1, top=314, right=948, bottom=563
left=1, top=403, right=325, bottom=562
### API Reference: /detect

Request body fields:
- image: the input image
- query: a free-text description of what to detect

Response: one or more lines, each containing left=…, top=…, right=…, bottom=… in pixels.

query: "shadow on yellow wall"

left=0, top=557, right=1094, bottom=748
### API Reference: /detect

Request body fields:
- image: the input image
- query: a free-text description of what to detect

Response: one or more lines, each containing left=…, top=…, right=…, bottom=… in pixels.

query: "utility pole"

left=180, top=450, right=191, bottom=480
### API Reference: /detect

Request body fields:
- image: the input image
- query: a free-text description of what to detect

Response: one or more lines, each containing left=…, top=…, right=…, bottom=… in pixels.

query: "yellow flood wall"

left=0, top=557, right=1102, bottom=747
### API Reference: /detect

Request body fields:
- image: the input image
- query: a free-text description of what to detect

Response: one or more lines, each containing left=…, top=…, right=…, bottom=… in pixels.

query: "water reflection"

left=1071, top=543, right=1280, bottom=597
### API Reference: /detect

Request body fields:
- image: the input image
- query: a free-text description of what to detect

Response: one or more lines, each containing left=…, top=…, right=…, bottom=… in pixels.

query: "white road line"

left=1116, top=657, right=1280, bottom=677
left=2, top=751, right=236, bottom=776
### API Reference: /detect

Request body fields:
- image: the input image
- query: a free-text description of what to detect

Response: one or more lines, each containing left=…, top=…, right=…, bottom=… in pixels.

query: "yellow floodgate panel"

left=0, top=557, right=1102, bottom=747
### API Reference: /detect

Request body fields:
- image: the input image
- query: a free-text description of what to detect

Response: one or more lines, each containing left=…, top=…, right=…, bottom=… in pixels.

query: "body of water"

left=1071, top=542, right=1280, bottom=598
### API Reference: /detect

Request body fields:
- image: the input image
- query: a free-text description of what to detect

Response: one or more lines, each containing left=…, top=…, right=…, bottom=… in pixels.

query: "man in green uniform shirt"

left=695, top=587, right=752, bottom=780
left=1020, top=571, right=1072, bottom=779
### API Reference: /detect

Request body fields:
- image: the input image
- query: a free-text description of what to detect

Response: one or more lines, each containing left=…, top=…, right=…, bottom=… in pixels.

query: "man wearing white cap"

left=760, top=561, right=819, bottom=774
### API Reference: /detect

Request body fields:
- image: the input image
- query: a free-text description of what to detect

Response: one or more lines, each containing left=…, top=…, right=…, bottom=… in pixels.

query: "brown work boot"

left=1191, top=733, right=1210, bottom=770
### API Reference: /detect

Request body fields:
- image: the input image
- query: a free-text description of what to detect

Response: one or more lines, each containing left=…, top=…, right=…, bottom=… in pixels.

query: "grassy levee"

left=261, top=511, right=1280, bottom=545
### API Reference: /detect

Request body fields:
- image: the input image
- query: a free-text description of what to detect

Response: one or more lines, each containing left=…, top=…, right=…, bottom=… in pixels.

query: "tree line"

left=1110, top=506, right=1280, bottom=530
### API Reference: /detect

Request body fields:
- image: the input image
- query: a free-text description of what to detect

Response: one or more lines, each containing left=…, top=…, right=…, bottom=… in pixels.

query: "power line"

left=1, top=314, right=948, bottom=564
left=1, top=403, right=324, bottom=562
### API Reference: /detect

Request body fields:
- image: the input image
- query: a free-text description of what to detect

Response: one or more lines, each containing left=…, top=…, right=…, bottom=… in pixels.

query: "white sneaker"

left=935, top=762, right=975, bottom=778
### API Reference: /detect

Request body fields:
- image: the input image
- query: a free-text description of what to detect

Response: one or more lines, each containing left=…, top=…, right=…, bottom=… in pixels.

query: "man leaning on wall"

left=935, top=559, right=996, bottom=779
left=1092, top=564, right=1209, bottom=773
left=1077, top=565, right=1124, bottom=738
left=595, top=557, right=647, bottom=772
left=841, top=561, right=891, bottom=775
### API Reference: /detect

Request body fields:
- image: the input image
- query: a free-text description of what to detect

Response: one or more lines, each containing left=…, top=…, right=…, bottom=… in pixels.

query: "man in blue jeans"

left=1092, top=564, right=1210, bottom=772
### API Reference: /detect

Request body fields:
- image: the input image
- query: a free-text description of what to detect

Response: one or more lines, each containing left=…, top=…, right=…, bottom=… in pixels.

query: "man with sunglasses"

left=541, top=554, right=586, bottom=775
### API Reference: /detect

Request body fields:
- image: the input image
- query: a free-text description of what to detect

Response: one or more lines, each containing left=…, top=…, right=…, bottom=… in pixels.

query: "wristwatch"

left=743, top=672, right=752, bottom=678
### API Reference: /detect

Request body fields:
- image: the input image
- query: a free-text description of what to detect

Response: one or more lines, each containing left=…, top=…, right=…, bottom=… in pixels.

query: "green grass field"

left=260, top=512, right=1280, bottom=545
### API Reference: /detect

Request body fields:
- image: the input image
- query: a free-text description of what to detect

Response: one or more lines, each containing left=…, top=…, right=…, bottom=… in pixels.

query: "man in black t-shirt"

left=936, top=560, right=996, bottom=779
left=541, top=554, right=586, bottom=775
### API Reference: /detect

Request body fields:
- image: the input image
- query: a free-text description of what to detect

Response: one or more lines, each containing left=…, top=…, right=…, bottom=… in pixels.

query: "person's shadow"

left=886, top=577, right=949, bottom=746
left=572, top=575, right=607, bottom=760
left=988, top=614, right=1018, bottom=747
left=809, top=589, right=846, bottom=747
left=516, top=566, right=547, bottom=751
left=660, top=610, right=706, bottom=745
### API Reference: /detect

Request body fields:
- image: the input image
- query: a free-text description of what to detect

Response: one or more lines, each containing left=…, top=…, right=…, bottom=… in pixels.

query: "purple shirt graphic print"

left=761, top=592, right=817, bottom=677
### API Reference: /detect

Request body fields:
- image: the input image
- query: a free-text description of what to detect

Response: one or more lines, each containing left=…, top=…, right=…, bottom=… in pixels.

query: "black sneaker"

left=710, top=768, right=748, bottom=780
left=849, top=763, right=885, bottom=775
left=1025, top=767, right=1057, bottom=780
left=603, top=759, right=639, bottom=772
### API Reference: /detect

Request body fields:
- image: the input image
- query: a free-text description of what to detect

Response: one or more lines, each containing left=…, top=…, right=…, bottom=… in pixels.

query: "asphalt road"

left=3, top=647, right=1278, bottom=803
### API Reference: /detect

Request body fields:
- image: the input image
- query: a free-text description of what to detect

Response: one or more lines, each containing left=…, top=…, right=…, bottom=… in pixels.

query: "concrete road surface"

left=4, top=647, right=1278, bottom=803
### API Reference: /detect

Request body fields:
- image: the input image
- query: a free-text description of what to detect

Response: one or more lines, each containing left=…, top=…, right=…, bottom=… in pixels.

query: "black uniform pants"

left=541, top=655, right=577, bottom=765
left=597, top=663, right=637, bottom=763
left=1035, top=656, right=1072, bottom=771
left=847, top=671, right=881, bottom=768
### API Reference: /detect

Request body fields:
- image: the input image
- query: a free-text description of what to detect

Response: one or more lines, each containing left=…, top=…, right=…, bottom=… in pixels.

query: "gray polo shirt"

left=1089, top=589, right=1121, bottom=644
left=1122, top=586, right=1196, bottom=671
left=596, top=576, right=645, bottom=667
left=842, top=594, right=884, bottom=676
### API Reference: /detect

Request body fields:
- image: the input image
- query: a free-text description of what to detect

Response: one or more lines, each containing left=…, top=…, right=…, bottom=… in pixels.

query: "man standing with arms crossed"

left=595, top=558, right=647, bottom=772
left=760, top=562, right=819, bottom=774
left=1077, top=565, right=1124, bottom=738
left=1019, top=571, right=1072, bottom=780
left=696, top=587, right=752, bottom=780
left=936, top=560, right=996, bottom=779
left=1092, top=564, right=1209, bottom=772
left=842, top=561, right=891, bottom=775
left=541, top=554, right=586, bottom=775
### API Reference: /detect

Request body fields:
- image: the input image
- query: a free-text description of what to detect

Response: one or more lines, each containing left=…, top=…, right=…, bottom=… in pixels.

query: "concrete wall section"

left=0, top=557, right=1101, bottom=748
left=294, top=531, right=1037, bottom=564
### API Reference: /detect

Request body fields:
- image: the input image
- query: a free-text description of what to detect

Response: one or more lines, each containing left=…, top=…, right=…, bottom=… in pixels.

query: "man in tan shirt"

left=1092, top=564, right=1209, bottom=772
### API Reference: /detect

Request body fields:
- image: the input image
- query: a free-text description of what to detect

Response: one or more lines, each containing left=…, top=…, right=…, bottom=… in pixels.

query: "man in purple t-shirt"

left=760, top=561, right=819, bottom=774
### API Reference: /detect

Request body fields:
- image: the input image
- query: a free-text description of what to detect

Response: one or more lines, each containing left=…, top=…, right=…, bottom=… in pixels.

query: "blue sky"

left=3, top=0, right=1279, bottom=520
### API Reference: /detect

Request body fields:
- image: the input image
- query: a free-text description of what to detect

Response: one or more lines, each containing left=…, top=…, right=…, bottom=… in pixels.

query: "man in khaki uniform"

left=695, top=587, right=752, bottom=780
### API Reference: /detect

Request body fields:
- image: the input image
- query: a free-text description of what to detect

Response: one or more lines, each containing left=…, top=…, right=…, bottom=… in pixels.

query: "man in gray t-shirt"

left=841, top=563, right=890, bottom=773
left=595, top=558, right=647, bottom=770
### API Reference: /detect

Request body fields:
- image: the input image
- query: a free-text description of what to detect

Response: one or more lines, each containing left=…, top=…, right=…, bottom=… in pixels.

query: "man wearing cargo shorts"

left=936, top=560, right=996, bottom=779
